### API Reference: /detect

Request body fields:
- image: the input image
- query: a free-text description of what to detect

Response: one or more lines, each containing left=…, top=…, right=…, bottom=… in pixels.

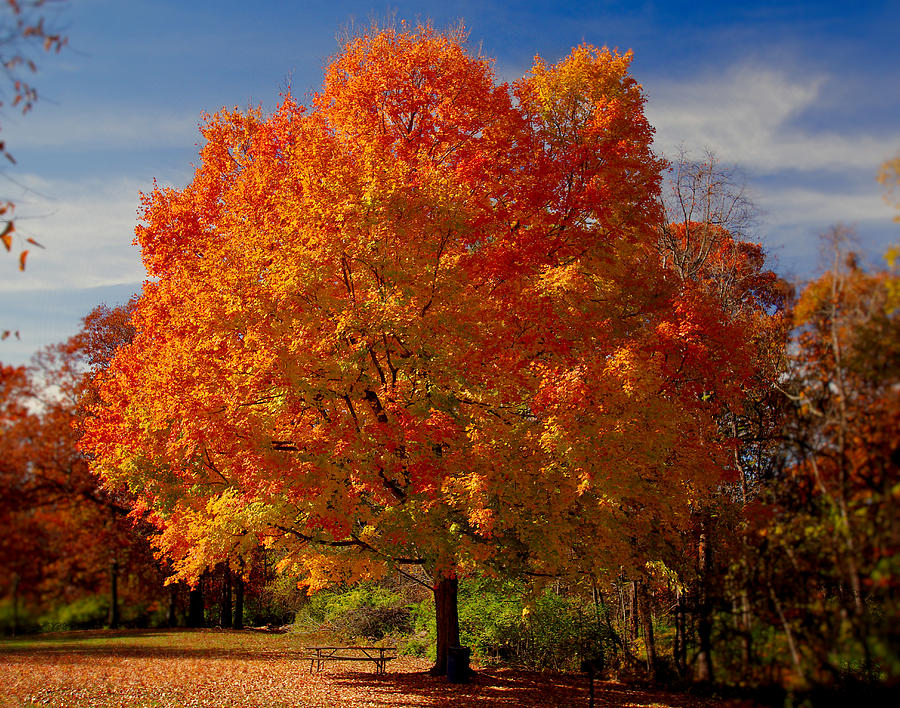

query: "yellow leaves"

left=604, top=346, right=642, bottom=396
left=536, top=261, right=582, bottom=298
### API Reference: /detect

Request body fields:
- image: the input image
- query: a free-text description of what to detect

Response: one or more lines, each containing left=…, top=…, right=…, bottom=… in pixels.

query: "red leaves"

left=0, top=630, right=733, bottom=708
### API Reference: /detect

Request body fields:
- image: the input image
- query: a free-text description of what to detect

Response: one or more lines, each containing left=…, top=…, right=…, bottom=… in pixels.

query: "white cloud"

left=1, top=105, right=202, bottom=150
left=762, top=186, right=894, bottom=228
left=0, top=173, right=149, bottom=293
left=645, top=65, right=897, bottom=174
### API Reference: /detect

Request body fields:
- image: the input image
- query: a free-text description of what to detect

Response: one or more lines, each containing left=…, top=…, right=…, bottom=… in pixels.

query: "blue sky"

left=1, top=0, right=898, bottom=365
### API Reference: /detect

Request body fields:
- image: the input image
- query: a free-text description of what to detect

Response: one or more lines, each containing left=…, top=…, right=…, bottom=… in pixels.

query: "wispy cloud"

left=645, top=64, right=897, bottom=174
left=0, top=173, right=149, bottom=293
left=2, top=105, right=203, bottom=151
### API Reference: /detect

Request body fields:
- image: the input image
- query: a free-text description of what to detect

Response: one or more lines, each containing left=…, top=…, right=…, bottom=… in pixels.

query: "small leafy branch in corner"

left=0, top=0, right=67, bottom=269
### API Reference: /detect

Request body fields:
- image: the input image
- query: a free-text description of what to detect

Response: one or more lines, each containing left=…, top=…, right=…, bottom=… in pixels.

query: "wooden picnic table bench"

left=306, top=645, right=397, bottom=674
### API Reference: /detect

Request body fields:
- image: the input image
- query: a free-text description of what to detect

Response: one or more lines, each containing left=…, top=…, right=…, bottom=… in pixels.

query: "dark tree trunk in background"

left=11, top=573, right=19, bottom=637
left=167, top=584, right=178, bottom=627
left=637, top=581, right=657, bottom=677
left=630, top=581, right=639, bottom=644
left=188, top=577, right=205, bottom=628
left=673, top=587, right=687, bottom=677
left=696, top=532, right=714, bottom=683
left=107, top=557, right=119, bottom=629
left=233, top=575, right=244, bottom=630
left=221, top=565, right=232, bottom=628
left=431, top=575, right=460, bottom=676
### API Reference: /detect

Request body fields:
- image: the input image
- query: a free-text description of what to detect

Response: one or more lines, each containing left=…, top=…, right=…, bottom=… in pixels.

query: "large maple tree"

left=81, top=25, right=764, bottom=671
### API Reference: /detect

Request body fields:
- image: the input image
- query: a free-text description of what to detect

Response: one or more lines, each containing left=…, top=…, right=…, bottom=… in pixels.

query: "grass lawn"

left=0, top=629, right=738, bottom=707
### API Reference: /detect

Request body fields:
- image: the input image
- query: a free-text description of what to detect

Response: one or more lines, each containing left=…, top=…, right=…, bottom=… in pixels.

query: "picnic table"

left=306, top=645, right=397, bottom=674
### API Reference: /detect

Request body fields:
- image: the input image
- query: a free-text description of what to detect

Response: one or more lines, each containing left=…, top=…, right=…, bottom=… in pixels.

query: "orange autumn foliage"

left=80, top=25, right=771, bottom=605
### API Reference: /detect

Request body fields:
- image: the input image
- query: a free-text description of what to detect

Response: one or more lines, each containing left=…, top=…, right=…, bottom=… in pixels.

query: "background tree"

left=762, top=229, right=900, bottom=682
left=0, top=303, right=167, bottom=633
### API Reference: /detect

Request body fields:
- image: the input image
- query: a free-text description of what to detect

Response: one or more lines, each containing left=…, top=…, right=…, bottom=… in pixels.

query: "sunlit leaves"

left=78, top=23, right=767, bottom=616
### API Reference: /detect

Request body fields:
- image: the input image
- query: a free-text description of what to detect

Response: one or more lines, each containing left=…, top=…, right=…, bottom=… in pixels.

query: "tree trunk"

left=11, top=573, right=19, bottom=638
left=768, top=581, right=803, bottom=681
left=107, top=557, right=119, bottom=629
left=221, top=565, right=232, bottom=629
left=233, top=575, right=244, bottom=630
left=431, top=575, right=460, bottom=675
left=695, top=532, right=714, bottom=683
left=167, top=584, right=178, bottom=627
left=630, top=581, right=639, bottom=645
left=673, top=586, right=687, bottom=677
left=188, top=578, right=205, bottom=628
left=637, top=581, right=657, bottom=678
left=740, top=589, right=752, bottom=673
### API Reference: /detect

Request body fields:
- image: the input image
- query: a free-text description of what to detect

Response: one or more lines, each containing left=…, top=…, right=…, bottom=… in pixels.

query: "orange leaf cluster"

left=80, top=24, right=772, bottom=594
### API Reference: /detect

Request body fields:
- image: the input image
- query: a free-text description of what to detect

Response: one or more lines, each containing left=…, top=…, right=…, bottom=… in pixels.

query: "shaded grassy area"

left=0, top=629, right=740, bottom=707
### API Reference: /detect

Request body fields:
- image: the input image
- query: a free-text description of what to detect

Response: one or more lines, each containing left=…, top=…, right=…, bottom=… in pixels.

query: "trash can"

left=446, top=645, right=471, bottom=683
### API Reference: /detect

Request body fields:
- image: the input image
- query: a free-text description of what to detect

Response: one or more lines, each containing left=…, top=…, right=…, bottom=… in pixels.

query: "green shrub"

left=37, top=595, right=108, bottom=632
left=294, top=582, right=409, bottom=640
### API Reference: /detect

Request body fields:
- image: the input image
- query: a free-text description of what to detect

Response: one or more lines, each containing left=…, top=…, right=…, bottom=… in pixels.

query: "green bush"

left=294, top=582, right=410, bottom=640
left=37, top=595, right=108, bottom=632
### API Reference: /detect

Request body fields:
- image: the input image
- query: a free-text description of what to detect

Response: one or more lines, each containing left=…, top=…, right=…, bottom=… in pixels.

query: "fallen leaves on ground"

left=0, top=630, right=745, bottom=707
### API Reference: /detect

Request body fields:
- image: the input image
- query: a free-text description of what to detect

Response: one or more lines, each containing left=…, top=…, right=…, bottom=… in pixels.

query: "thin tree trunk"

left=768, top=581, right=803, bottom=681
left=740, top=589, right=752, bottom=672
left=673, top=586, right=687, bottom=677
left=108, top=557, right=119, bottom=629
left=233, top=574, right=244, bottom=630
left=221, top=565, right=232, bottom=629
left=630, top=581, right=640, bottom=646
left=167, top=584, right=178, bottom=627
left=431, top=575, right=460, bottom=676
left=11, top=573, right=19, bottom=638
left=638, top=581, right=657, bottom=678
left=696, top=532, right=714, bottom=683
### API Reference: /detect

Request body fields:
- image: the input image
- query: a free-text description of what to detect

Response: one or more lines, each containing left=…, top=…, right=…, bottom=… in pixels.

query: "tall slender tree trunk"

left=696, top=532, right=714, bottom=683
left=673, top=586, right=687, bottom=677
left=630, top=581, right=639, bottom=646
left=167, top=584, right=178, bottom=627
left=188, top=576, right=205, bottom=628
left=233, top=574, right=244, bottom=630
left=740, top=589, right=753, bottom=672
left=221, top=565, right=232, bottom=629
left=431, top=575, right=460, bottom=676
left=768, top=581, right=803, bottom=681
left=637, top=581, right=657, bottom=677
left=108, top=557, right=119, bottom=629
left=11, top=573, right=19, bottom=638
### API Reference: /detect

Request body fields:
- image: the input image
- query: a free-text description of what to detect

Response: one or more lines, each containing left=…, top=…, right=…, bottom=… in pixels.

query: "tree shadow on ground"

left=330, top=668, right=723, bottom=707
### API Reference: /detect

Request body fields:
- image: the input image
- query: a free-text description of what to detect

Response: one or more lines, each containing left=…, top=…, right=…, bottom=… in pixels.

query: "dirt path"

left=0, top=630, right=742, bottom=707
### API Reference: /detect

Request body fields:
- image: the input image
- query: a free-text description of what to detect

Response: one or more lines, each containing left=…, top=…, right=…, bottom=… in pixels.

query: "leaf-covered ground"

left=0, top=630, right=745, bottom=707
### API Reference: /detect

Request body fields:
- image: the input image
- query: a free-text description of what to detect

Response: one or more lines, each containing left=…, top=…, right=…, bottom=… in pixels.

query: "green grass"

left=0, top=627, right=316, bottom=654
